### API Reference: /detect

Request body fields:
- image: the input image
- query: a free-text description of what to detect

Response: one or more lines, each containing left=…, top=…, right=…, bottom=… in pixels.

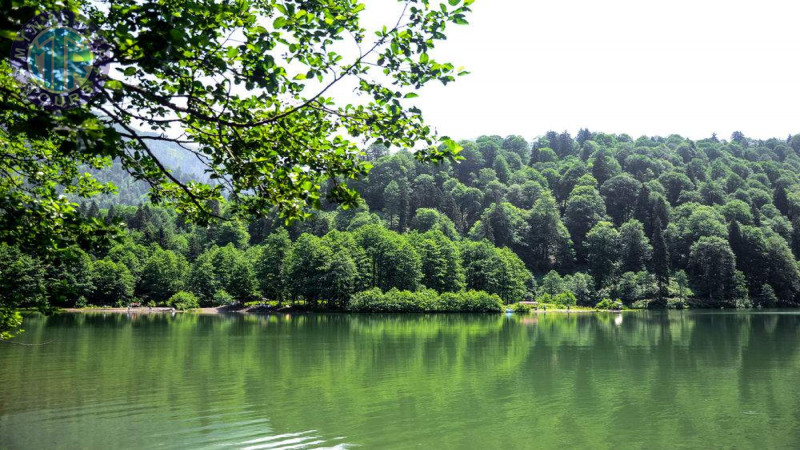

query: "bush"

left=167, top=291, right=200, bottom=310
left=450, top=291, right=504, bottom=312
left=347, top=288, right=503, bottom=313
left=595, top=298, right=623, bottom=310
left=212, top=289, right=236, bottom=306
left=595, top=298, right=613, bottom=309
left=347, top=288, right=426, bottom=313
left=512, top=302, right=532, bottom=313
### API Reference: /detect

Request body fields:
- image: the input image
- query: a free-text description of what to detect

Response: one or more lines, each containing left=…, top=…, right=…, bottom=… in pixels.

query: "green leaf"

left=169, top=29, right=184, bottom=41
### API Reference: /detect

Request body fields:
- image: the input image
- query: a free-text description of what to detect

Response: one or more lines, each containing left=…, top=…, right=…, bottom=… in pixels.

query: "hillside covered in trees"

left=6, top=130, right=800, bottom=312
left=336, top=130, right=800, bottom=308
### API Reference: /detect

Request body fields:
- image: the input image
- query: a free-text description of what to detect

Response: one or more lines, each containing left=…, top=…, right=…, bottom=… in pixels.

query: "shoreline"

left=60, top=306, right=616, bottom=315
left=61, top=306, right=267, bottom=315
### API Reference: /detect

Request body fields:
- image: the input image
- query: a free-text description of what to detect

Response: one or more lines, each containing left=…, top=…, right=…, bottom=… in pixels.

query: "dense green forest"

left=5, top=130, right=800, bottom=315
left=1, top=0, right=475, bottom=336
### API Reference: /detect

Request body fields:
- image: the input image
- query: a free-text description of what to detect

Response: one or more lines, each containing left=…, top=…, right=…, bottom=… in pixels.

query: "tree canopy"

left=1, top=0, right=472, bottom=253
left=0, top=0, right=474, bottom=337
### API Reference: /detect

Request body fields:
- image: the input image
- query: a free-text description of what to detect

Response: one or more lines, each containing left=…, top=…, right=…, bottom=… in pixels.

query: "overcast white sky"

left=392, top=0, right=800, bottom=142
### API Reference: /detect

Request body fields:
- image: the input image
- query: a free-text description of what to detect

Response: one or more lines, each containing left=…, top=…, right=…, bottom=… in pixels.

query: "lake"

left=1, top=311, right=799, bottom=449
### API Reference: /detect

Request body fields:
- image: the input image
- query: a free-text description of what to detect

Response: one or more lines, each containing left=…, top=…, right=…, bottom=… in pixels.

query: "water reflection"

left=2, top=311, right=800, bottom=448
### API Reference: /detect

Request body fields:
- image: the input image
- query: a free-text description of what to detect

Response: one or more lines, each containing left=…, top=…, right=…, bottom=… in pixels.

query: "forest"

left=5, top=129, right=800, bottom=314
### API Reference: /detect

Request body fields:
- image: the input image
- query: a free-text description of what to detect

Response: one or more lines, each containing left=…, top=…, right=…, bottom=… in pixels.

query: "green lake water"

left=1, top=311, right=800, bottom=449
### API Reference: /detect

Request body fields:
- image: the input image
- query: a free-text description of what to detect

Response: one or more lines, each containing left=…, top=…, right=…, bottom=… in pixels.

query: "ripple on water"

left=1, top=397, right=353, bottom=449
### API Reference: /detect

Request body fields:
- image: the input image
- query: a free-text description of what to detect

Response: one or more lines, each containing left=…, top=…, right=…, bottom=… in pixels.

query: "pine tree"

left=157, top=227, right=170, bottom=249
left=791, top=216, right=800, bottom=259
left=649, top=195, right=670, bottom=237
left=105, top=205, right=117, bottom=225
left=576, top=128, right=592, bottom=146
left=129, top=205, right=152, bottom=230
left=87, top=201, right=100, bottom=219
left=728, top=220, right=745, bottom=265
left=544, top=131, right=559, bottom=152
left=633, top=185, right=651, bottom=225
left=774, top=183, right=790, bottom=217
left=752, top=203, right=762, bottom=227
left=651, top=219, right=669, bottom=308
left=557, top=131, right=574, bottom=158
